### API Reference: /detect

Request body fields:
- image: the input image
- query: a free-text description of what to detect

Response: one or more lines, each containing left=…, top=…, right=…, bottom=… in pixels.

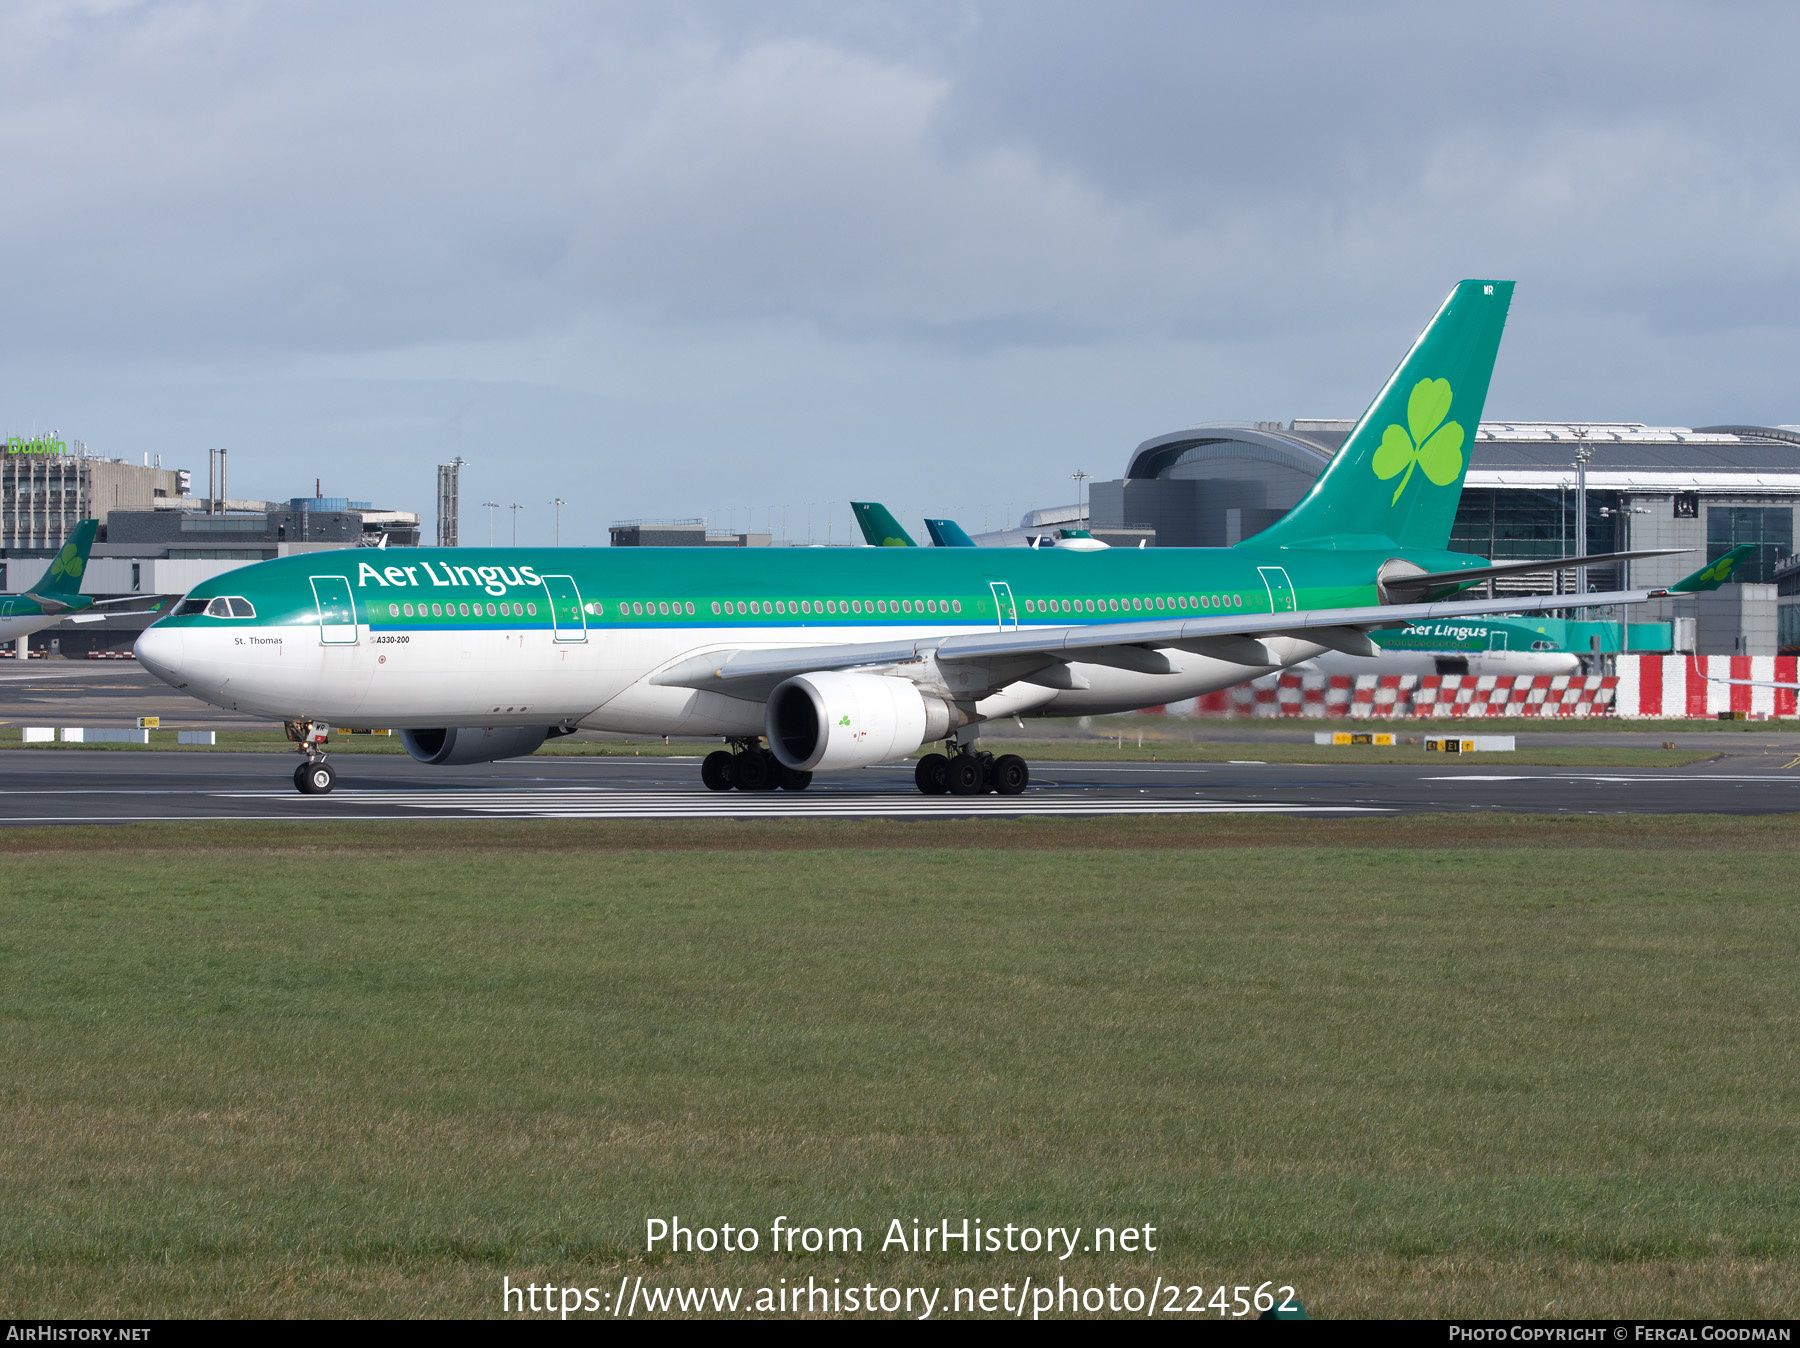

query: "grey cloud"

left=0, top=1, right=1796, bottom=524
left=6, top=1, right=1799, bottom=358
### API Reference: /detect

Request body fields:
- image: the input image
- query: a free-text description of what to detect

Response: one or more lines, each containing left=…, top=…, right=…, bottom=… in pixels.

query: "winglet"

left=851, top=502, right=917, bottom=547
left=1668, top=544, right=1757, bottom=593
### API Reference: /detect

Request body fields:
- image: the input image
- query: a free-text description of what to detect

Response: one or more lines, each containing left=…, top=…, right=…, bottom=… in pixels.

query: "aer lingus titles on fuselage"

left=135, top=279, right=1690, bottom=796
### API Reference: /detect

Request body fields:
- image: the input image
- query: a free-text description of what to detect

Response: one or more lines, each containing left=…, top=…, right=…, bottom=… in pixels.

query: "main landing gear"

left=702, top=741, right=812, bottom=793
left=286, top=719, right=336, bottom=794
left=914, top=747, right=1029, bottom=796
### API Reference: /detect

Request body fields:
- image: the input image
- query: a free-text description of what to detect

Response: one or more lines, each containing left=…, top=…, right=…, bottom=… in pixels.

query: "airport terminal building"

left=1004, top=419, right=1800, bottom=656
left=2, top=451, right=422, bottom=656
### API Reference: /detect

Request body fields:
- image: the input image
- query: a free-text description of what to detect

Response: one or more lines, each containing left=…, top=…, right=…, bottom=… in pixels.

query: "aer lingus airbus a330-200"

left=137, top=280, right=1707, bottom=796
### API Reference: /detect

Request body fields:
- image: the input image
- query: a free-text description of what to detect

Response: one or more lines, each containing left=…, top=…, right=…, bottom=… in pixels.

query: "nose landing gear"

left=286, top=719, right=336, bottom=794
left=295, top=759, right=337, bottom=794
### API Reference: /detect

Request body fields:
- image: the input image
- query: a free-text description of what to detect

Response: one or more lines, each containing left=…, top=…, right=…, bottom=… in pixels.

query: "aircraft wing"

left=649, top=586, right=1659, bottom=699
left=61, top=595, right=176, bottom=624
left=1704, top=674, right=1800, bottom=691
left=66, top=610, right=167, bottom=623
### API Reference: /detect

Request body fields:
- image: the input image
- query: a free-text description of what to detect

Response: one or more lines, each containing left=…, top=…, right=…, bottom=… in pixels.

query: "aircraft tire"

left=295, top=761, right=336, bottom=795
left=914, top=753, right=950, bottom=795
left=734, top=749, right=772, bottom=791
left=946, top=754, right=985, bottom=796
left=992, top=754, right=1029, bottom=796
left=775, top=763, right=813, bottom=791
left=702, top=750, right=735, bottom=792
left=754, top=752, right=785, bottom=790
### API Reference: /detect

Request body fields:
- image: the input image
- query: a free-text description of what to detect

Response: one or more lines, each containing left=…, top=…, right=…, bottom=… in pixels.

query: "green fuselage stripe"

left=152, top=542, right=1487, bottom=636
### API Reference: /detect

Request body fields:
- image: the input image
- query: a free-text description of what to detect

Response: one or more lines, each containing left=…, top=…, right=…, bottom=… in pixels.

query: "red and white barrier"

left=1614, top=655, right=1799, bottom=718
left=1142, top=655, right=1800, bottom=719
left=1148, top=673, right=1618, bottom=719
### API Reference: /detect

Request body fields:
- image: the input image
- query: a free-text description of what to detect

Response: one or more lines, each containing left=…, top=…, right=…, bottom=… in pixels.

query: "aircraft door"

left=542, top=574, right=588, bottom=642
left=989, top=581, right=1018, bottom=631
left=1487, top=629, right=1509, bottom=651
left=310, top=576, right=358, bottom=644
left=1258, top=566, right=1297, bottom=614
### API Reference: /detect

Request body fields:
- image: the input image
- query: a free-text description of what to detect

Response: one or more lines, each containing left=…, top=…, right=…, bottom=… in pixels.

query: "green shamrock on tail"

left=1373, top=377, right=1465, bottom=505
left=46, top=542, right=83, bottom=582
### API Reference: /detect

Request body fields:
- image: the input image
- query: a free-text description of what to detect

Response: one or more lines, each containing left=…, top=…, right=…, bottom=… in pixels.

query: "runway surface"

left=0, top=748, right=1797, bottom=823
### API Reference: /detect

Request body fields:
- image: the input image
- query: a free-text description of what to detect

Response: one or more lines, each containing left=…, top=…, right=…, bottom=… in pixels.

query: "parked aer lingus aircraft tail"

left=924, top=517, right=975, bottom=547
left=853, top=501, right=979, bottom=549
left=137, top=280, right=1693, bottom=796
left=851, top=502, right=918, bottom=548
left=0, top=520, right=166, bottom=649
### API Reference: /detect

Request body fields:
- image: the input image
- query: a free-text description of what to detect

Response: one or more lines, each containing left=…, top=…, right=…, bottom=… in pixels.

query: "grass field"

left=2, top=815, right=1796, bottom=1319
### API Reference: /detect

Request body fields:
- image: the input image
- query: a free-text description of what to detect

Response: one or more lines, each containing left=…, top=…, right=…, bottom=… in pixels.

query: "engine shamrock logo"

left=1373, top=377, right=1465, bottom=505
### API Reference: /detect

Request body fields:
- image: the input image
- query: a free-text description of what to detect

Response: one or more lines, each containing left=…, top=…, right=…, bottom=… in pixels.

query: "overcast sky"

left=3, top=1, right=1797, bottom=544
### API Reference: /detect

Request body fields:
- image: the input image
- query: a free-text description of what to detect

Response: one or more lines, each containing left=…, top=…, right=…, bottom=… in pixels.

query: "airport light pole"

left=549, top=498, right=565, bottom=546
left=1071, top=470, right=1090, bottom=529
left=482, top=500, right=499, bottom=547
left=1600, top=503, right=1652, bottom=650
left=1573, top=442, right=1592, bottom=618
left=508, top=503, right=523, bottom=546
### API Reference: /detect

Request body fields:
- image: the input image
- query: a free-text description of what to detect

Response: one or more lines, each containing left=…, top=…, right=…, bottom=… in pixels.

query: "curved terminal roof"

left=1126, top=420, right=1800, bottom=492
left=1124, top=423, right=1334, bottom=481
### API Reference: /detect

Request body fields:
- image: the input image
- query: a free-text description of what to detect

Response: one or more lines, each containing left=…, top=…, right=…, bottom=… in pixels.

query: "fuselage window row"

left=383, top=601, right=540, bottom=619
left=366, top=592, right=1249, bottom=623
left=1021, top=594, right=1243, bottom=615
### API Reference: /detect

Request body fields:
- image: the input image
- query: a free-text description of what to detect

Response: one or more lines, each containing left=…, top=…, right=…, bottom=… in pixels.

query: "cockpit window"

left=182, top=596, right=256, bottom=618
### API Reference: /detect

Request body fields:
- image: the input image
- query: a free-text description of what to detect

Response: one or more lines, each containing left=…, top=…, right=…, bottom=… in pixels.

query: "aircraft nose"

left=134, top=626, right=186, bottom=686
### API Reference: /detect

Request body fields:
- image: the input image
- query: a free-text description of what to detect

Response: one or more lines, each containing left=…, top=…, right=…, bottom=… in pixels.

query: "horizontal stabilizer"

left=1384, top=548, right=1690, bottom=596
left=1705, top=674, right=1800, bottom=691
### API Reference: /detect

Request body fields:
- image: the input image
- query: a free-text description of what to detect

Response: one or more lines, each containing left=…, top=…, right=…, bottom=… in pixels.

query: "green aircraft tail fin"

left=851, top=502, right=918, bottom=547
left=1242, top=280, right=1514, bottom=553
left=1668, top=544, right=1757, bottom=593
left=924, top=517, right=975, bottom=547
left=26, top=519, right=98, bottom=596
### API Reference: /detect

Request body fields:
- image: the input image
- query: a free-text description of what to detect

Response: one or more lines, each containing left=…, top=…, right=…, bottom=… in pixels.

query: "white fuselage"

left=0, top=610, right=63, bottom=643
left=135, top=617, right=1328, bottom=733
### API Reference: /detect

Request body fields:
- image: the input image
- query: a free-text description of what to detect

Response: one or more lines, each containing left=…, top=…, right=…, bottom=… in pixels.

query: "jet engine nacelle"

left=766, top=671, right=952, bottom=772
left=400, top=725, right=555, bottom=765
